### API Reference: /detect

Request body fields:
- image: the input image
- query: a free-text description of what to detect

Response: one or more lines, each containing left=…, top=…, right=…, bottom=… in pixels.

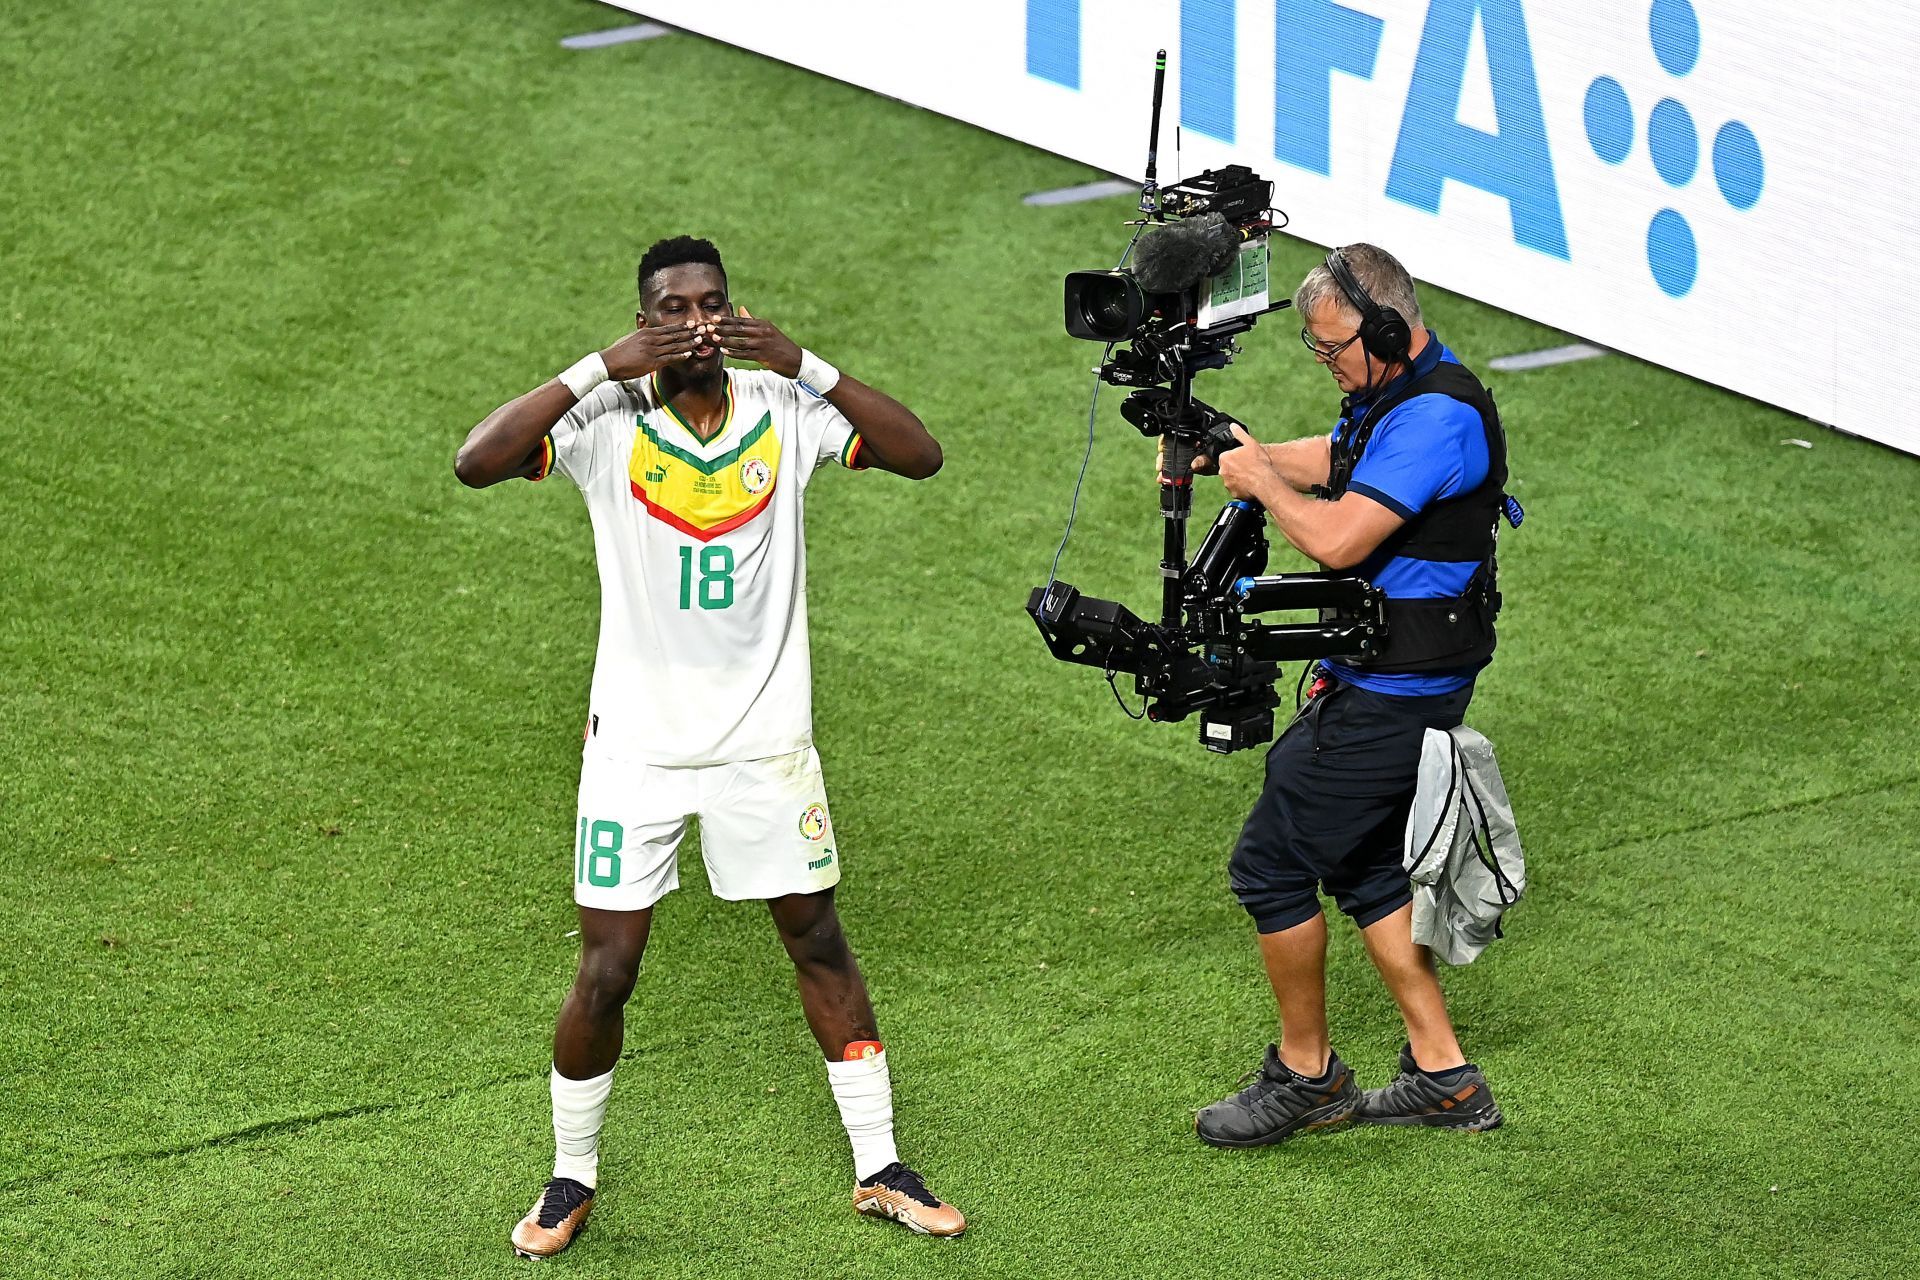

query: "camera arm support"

left=1229, top=572, right=1387, bottom=661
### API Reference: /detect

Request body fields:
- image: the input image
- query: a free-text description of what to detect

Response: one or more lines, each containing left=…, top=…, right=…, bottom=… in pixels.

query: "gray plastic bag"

left=1402, top=725, right=1525, bottom=965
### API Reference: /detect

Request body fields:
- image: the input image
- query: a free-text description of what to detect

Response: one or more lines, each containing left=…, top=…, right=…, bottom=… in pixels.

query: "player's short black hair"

left=637, top=236, right=726, bottom=300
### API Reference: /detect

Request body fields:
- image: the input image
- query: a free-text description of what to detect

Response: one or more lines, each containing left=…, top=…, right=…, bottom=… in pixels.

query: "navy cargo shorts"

left=1230, top=675, right=1474, bottom=934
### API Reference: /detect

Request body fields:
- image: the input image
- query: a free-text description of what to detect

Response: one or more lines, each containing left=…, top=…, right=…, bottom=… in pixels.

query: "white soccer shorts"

left=570, top=745, right=842, bottom=910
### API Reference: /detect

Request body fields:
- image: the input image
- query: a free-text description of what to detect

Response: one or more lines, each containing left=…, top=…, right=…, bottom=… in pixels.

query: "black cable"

left=1044, top=355, right=1110, bottom=589
left=1044, top=221, right=1148, bottom=592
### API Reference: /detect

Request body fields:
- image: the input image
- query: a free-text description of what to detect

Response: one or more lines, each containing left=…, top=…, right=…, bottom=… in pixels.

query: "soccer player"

left=455, top=236, right=964, bottom=1256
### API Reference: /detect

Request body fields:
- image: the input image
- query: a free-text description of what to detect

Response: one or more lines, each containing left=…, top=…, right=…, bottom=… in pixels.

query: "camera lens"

left=1064, top=271, right=1147, bottom=342
left=1081, top=289, right=1132, bottom=338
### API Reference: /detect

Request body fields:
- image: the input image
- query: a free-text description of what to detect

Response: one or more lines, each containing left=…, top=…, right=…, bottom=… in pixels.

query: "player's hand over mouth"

left=600, top=322, right=700, bottom=380
left=711, top=307, right=803, bottom=379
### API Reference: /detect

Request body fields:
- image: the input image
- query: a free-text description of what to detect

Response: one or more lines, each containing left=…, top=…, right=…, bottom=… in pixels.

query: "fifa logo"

left=1027, top=0, right=1766, bottom=297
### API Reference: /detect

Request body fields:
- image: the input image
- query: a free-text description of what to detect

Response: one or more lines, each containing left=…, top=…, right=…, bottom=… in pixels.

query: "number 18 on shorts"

left=571, top=745, right=842, bottom=910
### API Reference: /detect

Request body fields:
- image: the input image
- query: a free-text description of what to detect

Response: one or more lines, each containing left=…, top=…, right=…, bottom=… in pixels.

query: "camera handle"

left=1157, top=435, right=1197, bottom=625
left=1157, top=418, right=1248, bottom=626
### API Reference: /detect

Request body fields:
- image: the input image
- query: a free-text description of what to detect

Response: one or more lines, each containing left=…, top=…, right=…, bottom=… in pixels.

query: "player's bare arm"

left=711, top=310, right=943, bottom=479
left=1216, top=424, right=1403, bottom=569
left=453, top=324, right=701, bottom=488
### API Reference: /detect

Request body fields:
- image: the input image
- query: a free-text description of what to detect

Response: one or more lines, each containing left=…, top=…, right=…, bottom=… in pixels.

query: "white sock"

left=550, top=1064, right=616, bottom=1189
left=826, top=1049, right=900, bottom=1182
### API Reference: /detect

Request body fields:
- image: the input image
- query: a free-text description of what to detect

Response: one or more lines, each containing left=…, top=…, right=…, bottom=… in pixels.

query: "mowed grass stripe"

left=5, top=788, right=1913, bottom=1279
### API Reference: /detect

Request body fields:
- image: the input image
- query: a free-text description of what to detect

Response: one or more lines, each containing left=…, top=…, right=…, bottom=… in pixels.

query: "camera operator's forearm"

left=824, top=376, right=943, bottom=479
left=1266, top=436, right=1332, bottom=492
left=1255, top=478, right=1402, bottom=571
left=455, top=381, right=577, bottom=488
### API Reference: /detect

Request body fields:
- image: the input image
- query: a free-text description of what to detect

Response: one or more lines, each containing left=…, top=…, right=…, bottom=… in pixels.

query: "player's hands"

left=599, top=322, right=701, bottom=380
left=1215, top=425, right=1278, bottom=501
left=710, top=306, right=803, bottom=379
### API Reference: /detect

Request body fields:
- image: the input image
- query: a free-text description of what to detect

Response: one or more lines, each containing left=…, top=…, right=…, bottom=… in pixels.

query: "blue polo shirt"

left=1321, top=332, right=1490, bottom=697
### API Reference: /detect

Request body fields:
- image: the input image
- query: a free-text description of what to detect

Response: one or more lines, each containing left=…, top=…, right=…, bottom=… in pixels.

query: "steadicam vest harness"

left=1320, top=360, right=1510, bottom=674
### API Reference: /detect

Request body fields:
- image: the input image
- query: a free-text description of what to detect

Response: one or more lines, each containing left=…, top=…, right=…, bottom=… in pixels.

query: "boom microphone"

left=1132, top=213, right=1242, bottom=294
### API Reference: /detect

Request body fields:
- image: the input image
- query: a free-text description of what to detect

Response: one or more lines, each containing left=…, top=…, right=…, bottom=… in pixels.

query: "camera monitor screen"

left=1196, top=235, right=1271, bottom=331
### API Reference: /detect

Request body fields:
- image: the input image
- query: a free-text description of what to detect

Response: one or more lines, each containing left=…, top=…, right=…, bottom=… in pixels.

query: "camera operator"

left=1190, top=244, right=1509, bottom=1146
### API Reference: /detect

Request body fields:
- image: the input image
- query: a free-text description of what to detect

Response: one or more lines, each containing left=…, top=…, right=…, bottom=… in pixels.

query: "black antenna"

left=1141, top=48, right=1167, bottom=221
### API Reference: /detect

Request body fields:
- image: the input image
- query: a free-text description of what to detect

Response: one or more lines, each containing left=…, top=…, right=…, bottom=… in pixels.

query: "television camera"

left=1025, top=51, right=1386, bottom=753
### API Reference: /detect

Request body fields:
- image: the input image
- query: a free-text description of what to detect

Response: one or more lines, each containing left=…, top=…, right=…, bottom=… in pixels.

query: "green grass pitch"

left=2, top=1, right=1916, bottom=1275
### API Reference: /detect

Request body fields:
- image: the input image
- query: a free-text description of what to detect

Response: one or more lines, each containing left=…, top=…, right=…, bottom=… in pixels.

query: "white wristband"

left=796, top=349, right=841, bottom=396
left=558, top=352, right=609, bottom=401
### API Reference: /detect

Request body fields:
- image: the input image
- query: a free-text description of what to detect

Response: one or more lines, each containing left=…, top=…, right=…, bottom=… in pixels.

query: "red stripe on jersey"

left=628, top=478, right=774, bottom=542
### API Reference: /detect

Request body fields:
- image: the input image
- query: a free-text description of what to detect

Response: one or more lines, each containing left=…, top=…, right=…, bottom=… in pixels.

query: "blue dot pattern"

left=1650, top=0, right=1700, bottom=76
left=1584, top=77, right=1634, bottom=164
left=1647, top=210, right=1697, bottom=297
left=1648, top=98, right=1698, bottom=187
left=1712, top=121, right=1764, bottom=210
left=1592, top=2, right=1765, bottom=295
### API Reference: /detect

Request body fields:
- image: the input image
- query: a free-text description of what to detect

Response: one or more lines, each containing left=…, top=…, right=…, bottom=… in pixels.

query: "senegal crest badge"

left=740, top=456, right=772, bottom=496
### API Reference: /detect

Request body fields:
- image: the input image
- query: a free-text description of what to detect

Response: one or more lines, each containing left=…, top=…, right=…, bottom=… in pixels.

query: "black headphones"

left=1324, top=248, right=1412, bottom=367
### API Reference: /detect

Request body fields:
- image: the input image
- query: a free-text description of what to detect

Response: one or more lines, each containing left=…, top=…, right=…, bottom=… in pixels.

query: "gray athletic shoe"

left=1355, top=1044, right=1503, bottom=1130
left=1195, top=1044, right=1360, bottom=1148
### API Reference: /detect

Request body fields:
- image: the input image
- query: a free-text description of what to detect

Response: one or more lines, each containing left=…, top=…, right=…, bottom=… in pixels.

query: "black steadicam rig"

left=1024, top=52, right=1384, bottom=754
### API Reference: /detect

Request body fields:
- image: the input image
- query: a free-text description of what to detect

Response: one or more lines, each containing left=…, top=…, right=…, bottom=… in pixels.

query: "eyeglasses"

left=1300, top=326, right=1361, bottom=363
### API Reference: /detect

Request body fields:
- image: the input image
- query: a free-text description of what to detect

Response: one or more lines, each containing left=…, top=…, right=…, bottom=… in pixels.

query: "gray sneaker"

left=1355, top=1044, right=1502, bottom=1130
left=1195, top=1045, right=1360, bottom=1148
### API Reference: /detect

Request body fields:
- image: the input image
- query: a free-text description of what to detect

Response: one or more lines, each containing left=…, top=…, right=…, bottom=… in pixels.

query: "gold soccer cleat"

left=510, top=1176, right=595, bottom=1259
left=852, top=1162, right=966, bottom=1237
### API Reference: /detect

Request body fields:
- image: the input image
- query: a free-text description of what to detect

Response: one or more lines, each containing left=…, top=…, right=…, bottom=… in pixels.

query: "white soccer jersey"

left=538, top=368, right=865, bottom=766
